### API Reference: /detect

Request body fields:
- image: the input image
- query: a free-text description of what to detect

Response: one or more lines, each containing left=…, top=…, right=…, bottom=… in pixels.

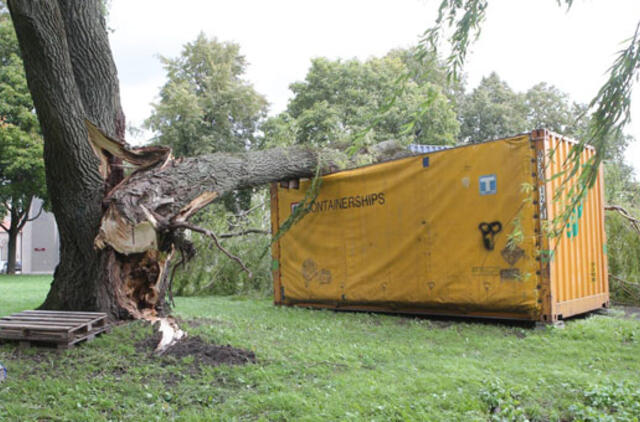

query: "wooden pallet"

left=0, top=310, right=110, bottom=349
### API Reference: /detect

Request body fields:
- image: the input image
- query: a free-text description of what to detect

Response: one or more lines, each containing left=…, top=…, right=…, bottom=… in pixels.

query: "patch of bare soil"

left=135, top=331, right=256, bottom=368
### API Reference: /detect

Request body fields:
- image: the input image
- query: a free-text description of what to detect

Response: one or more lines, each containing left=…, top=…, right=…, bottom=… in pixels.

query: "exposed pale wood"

left=94, top=204, right=158, bottom=254
left=172, top=191, right=219, bottom=224
left=85, top=119, right=171, bottom=180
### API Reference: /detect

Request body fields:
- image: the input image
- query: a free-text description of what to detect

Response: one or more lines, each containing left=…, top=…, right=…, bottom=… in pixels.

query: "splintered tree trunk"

left=8, top=0, right=412, bottom=335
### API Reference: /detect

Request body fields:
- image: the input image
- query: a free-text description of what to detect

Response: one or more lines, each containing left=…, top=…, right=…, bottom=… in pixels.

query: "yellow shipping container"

left=270, top=129, right=609, bottom=322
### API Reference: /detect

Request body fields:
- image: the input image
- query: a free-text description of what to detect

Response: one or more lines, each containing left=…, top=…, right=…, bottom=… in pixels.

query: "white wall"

left=21, top=198, right=59, bottom=274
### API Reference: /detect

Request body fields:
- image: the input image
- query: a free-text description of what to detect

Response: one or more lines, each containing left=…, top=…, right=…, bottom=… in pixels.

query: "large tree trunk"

left=6, top=219, right=18, bottom=275
left=8, top=0, right=126, bottom=317
left=7, top=0, right=413, bottom=334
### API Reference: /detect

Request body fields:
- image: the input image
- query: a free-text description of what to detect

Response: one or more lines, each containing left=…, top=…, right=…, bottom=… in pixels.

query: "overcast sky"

left=108, top=0, right=640, bottom=176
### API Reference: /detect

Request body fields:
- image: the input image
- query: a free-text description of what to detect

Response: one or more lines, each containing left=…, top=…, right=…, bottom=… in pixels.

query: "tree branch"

left=16, top=196, right=34, bottom=231
left=172, top=221, right=252, bottom=278
left=609, top=274, right=640, bottom=305
left=232, top=201, right=266, bottom=218
left=610, top=273, right=639, bottom=285
left=605, top=204, right=640, bottom=235
left=218, top=229, right=270, bottom=239
left=24, top=200, right=44, bottom=223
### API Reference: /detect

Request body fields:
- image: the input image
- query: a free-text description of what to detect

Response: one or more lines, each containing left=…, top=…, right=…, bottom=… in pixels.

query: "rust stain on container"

left=271, top=130, right=609, bottom=322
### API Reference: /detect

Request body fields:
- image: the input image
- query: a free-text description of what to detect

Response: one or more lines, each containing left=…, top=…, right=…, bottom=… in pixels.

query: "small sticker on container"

left=479, top=174, right=497, bottom=195
left=422, top=156, right=430, bottom=168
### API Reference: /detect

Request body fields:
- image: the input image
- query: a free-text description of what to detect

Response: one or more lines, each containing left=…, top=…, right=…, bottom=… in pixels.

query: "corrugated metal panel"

left=538, top=130, right=609, bottom=318
left=408, top=144, right=451, bottom=154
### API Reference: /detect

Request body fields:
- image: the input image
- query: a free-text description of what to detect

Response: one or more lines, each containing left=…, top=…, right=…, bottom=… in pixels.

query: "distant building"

left=0, top=198, right=59, bottom=274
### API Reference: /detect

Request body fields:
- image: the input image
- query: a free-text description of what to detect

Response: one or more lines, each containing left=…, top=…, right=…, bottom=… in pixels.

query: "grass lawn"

left=0, top=274, right=52, bottom=315
left=1, top=275, right=640, bottom=421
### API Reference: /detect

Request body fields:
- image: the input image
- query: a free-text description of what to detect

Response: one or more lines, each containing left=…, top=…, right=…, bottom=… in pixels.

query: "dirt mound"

left=136, top=332, right=255, bottom=367
left=162, top=336, right=256, bottom=366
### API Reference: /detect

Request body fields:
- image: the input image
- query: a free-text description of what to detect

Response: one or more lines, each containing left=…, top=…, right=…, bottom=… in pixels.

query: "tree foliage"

left=0, top=7, right=46, bottom=273
left=145, top=33, right=268, bottom=157
left=421, top=0, right=488, bottom=82
left=458, top=72, right=526, bottom=142
left=458, top=74, right=588, bottom=142
left=263, top=52, right=460, bottom=149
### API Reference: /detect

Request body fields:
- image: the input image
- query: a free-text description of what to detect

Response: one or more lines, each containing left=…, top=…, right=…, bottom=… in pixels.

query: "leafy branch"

left=552, top=21, right=640, bottom=230
left=420, top=0, right=488, bottom=83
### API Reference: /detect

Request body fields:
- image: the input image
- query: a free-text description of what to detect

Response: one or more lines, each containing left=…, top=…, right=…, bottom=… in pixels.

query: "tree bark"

left=6, top=218, right=18, bottom=275
left=8, top=0, right=126, bottom=317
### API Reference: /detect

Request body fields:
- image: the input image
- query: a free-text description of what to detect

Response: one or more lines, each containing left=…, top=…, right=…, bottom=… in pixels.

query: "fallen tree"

left=87, top=122, right=410, bottom=324
left=7, top=0, right=413, bottom=350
